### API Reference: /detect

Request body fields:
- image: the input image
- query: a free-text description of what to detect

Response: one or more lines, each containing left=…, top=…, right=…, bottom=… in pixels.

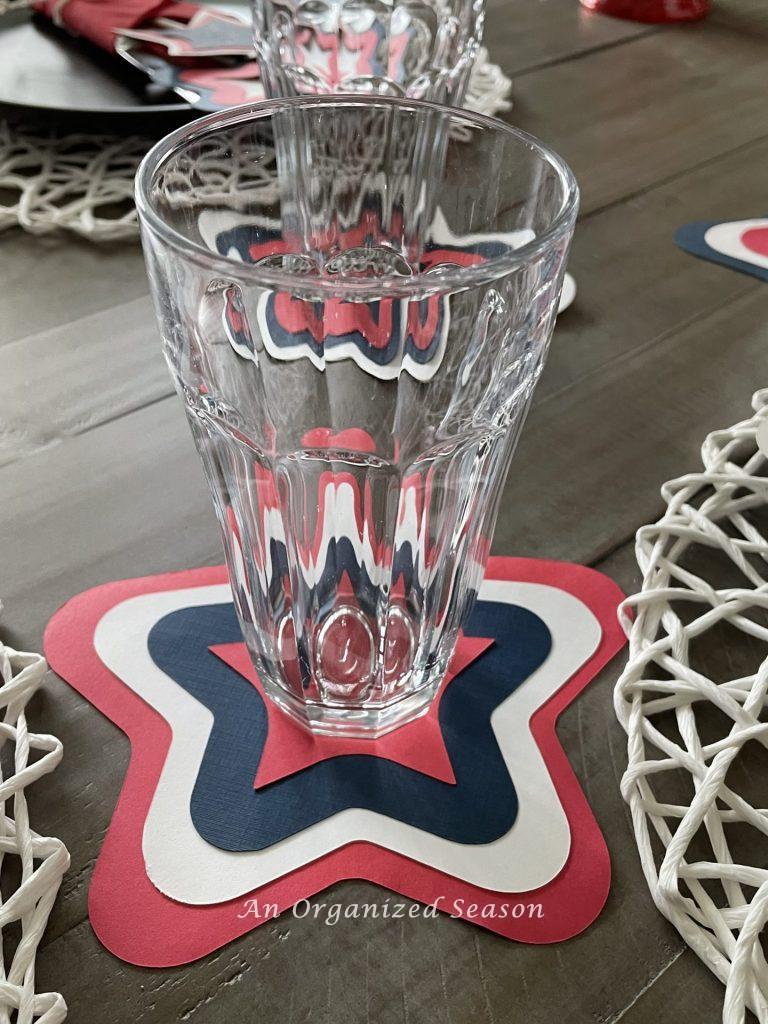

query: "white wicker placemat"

left=0, top=609, right=69, bottom=1023
left=0, top=46, right=511, bottom=241
left=616, top=389, right=768, bottom=1024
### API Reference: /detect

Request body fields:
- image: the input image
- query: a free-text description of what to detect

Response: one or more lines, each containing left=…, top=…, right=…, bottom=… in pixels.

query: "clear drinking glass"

left=252, top=0, right=484, bottom=103
left=136, top=96, right=578, bottom=737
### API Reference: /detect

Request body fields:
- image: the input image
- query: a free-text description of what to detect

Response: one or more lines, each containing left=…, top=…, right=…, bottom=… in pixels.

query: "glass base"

left=260, top=673, right=443, bottom=739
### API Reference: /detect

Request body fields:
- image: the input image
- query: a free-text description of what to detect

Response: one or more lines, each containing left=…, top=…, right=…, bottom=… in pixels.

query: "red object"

left=580, top=0, right=710, bottom=22
left=741, top=228, right=768, bottom=259
left=33, top=0, right=197, bottom=52
left=211, top=638, right=495, bottom=789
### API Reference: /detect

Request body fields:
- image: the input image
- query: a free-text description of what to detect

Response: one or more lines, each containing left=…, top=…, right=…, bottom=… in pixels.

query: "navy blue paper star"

left=147, top=598, right=551, bottom=851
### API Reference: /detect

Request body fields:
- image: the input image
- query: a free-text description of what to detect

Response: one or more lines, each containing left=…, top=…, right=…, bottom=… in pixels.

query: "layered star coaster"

left=44, top=557, right=625, bottom=967
left=675, top=217, right=768, bottom=282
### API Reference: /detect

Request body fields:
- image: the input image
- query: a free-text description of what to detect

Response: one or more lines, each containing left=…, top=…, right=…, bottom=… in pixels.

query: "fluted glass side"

left=136, top=96, right=578, bottom=736
left=252, top=0, right=484, bottom=103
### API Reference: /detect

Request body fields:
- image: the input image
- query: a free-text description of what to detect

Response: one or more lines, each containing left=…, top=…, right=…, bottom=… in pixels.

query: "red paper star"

left=210, top=636, right=495, bottom=789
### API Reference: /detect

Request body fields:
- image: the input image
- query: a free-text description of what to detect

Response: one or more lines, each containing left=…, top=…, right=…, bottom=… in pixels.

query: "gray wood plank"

left=0, top=398, right=214, bottom=652
left=493, top=285, right=768, bottom=565
left=616, top=948, right=735, bottom=1024
left=484, top=0, right=656, bottom=77
left=708, top=0, right=768, bottom=29
left=539, top=133, right=768, bottom=401
left=0, top=296, right=167, bottom=465
left=0, top=232, right=149, bottom=347
left=509, top=0, right=768, bottom=215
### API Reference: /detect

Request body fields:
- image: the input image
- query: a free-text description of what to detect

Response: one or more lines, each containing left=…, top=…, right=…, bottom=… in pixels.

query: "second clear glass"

left=252, top=0, right=485, bottom=102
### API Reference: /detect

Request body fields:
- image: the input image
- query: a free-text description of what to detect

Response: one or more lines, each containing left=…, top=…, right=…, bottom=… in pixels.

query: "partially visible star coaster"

left=558, top=272, right=577, bottom=314
left=44, top=557, right=626, bottom=968
left=117, top=9, right=255, bottom=58
left=114, top=6, right=265, bottom=113
left=126, top=55, right=265, bottom=111
left=675, top=217, right=768, bottom=282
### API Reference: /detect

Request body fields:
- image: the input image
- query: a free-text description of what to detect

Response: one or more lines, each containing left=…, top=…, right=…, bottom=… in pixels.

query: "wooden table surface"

left=3, top=2, right=768, bottom=1020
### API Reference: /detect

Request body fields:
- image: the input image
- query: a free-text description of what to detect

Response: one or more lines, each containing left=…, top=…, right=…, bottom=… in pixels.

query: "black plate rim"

left=0, top=7, right=196, bottom=133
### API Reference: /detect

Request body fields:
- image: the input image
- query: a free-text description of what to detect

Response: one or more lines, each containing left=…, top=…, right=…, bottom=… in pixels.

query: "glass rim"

left=135, top=94, right=579, bottom=299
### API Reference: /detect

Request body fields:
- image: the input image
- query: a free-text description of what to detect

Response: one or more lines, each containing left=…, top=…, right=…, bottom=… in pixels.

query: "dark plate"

left=0, top=7, right=196, bottom=135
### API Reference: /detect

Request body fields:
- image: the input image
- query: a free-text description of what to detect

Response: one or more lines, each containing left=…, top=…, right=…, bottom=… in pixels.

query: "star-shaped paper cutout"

left=675, top=217, right=768, bottom=283
left=118, top=48, right=264, bottom=111
left=210, top=636, right=495, bottom=789
left=117, top=10, right=255, bottom=58
left=43, top=558, right=628, bottom=966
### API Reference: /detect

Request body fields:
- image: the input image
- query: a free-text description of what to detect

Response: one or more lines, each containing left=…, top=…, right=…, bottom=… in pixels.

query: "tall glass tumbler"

left=136, top=96, right=578, bottom=737
left=252, top=0, right=484, bottom=102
